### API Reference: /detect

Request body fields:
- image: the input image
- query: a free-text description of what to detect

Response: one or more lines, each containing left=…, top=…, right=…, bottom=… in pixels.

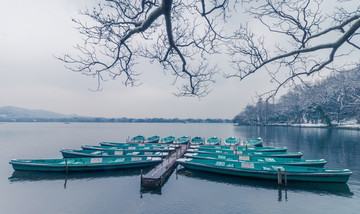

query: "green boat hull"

left=130, top=135, right=145, bottom=143
left=187, top=148, right=303, bottom=158
left=184, top=153, right=327, bottom=167
left=159, top=136, right=175, bottom=144
left=205, top=137, right=221, bottom=145
left=144, top=135, right=160, bottom=143
left=224, top=137, right=240, bottom=145
left=191, top=136, right=205, bottom=145
left=10, top=157, right=162, bottom=172
left=81, top=145, right=175, bottom=152
left=100, top=142, right=178, bottom=148
left=242, top=137, right=263, bottom=147
left=190, top=145, right=287, bottom=152
left=177, top=158, right=351, bottom=183
left=61, top=149, right=168, bottom=158
left=174, top=136, right=190, bottom=144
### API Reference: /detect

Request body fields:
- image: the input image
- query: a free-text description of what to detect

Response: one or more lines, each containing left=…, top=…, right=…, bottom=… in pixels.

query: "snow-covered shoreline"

left=236, top=123, right=360, bottom=130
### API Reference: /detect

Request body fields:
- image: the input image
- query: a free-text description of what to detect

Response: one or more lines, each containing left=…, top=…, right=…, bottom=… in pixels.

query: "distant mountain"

left=0, top=106, right=232, bottom=123
left=0, top=106, right=77, bottom=119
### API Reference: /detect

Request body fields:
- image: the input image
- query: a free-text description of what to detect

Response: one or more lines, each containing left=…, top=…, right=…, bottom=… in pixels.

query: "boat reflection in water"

left=9, top=167, right=163, bottom=196
left=176, top=167, right=353, bottom=199
left=8, top=167, right=152, bottom=188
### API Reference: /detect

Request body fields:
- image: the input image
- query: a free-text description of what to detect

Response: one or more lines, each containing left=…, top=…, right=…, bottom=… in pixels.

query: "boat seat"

left=217, top=155, right=226, bottom=160
left=59, top=159, right=76, bottom=165
left=271, top=166, right=285, bottom=171
left=226, top=163, right=234, bottom=168
left=215, top=161, right=225, bottom=167
left=264, top=158, right=276, bottom=162
left=114, top=158, right=125, bottom=163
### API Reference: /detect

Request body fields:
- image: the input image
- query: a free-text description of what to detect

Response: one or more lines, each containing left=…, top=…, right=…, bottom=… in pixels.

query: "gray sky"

left=0, top=0, right=345, bottom=119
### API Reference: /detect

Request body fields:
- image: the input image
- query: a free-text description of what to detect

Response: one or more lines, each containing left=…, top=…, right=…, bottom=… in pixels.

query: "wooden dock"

left=141, top=144, right=187, bottom=188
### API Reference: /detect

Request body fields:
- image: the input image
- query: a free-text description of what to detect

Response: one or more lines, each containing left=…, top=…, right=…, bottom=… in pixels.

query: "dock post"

left=65, top=158, right=68, bottom=173
left=277, top=168, right=282, bottom=185
left=277, top=186, right=282, bottom=201
left=245, top=144, right=247, bottom=151
left=284, top=170, right=287, bottom=186
left=64, top=176, right=68, bottom=189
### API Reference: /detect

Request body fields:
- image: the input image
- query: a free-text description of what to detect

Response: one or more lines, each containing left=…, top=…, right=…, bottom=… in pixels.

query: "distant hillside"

left=0, top=106, right=232, bottom=123
left=0, top=106, right=77, bottom=119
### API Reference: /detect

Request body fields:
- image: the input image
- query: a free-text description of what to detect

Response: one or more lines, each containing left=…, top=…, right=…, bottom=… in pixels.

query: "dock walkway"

left=141, top=144, right=187, bottom=188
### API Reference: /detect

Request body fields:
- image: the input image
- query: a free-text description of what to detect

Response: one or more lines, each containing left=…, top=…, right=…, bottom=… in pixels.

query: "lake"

left=1, top=123, right=359, bottom=213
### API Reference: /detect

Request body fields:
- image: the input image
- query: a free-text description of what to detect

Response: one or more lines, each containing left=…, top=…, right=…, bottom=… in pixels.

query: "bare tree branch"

left=57, top=0, right=360, bottom=98
left=228, top=0, right=360, bottom=98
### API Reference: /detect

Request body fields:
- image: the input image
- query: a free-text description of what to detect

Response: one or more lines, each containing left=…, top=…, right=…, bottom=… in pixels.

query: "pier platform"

left=141, top=144, right=187, bottom=188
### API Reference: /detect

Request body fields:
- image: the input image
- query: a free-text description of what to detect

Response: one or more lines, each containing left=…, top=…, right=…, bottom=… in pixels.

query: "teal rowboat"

left=177, top=158, right=351, bottom=183
left=99, top=142, right=177, bottom=147
left=130, top=135, right=145, bottom=143
left=186, top=148, right=303, bottom=158
left=184, top=153, right=327, bottom=167
left=10, top=157, right=162, bottom=172
left=159, top=136, right=175, bottom=144
left=81, top=145, right=175, bottom=152
left=224, top=137, right=240, bottom=145
left=242, top=137, right=263, bottom=147
left=144, top=135, right=160, bottom=143
left=190, top=145, right=287, bottom=152
left=174, top=136, right=190, bottom=144
left=61, top=149, right=169, bottom=158
left=205, top=137, right=221, bottom=145
left=191, top=136, right=205, bottom=145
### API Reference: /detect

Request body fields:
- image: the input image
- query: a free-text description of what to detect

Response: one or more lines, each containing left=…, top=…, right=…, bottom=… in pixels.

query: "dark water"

left=1, top=123, right=359, bottom=213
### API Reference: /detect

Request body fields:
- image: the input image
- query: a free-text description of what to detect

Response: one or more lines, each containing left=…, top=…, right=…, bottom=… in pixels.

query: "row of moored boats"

left=9, top=135, right=352, bottom=183
left=125, top=135, right=263, bottom=146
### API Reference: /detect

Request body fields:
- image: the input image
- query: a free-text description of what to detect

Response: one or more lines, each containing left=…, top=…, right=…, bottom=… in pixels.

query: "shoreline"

left=235, top=123, right=360, bottom=130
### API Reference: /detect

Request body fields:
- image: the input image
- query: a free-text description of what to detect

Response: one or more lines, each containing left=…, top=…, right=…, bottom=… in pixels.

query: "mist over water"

left=1, top=123, right=359, bottom=213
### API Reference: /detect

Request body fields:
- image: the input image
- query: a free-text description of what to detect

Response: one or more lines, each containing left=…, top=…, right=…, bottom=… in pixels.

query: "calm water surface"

left=0, top=123, right=359, bottom=213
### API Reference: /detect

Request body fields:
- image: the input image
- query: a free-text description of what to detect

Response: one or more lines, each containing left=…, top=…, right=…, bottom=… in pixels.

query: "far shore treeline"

left=0, top=106, right=231, bottom=123
left=234, top=66, right=360, bottom=126
left=0, top=117, right=231, bottom=123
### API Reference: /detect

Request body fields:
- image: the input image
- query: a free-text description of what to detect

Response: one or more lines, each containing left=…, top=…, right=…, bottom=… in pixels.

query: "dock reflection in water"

left=176, top=167, right=353, bottom=199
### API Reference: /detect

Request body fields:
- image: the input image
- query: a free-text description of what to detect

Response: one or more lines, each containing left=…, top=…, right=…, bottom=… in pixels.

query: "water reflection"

left=8, top=167, right=153, bottom=189
left=176, top=168, right=353, bottom=198
left=140, top=187, right=162, bottom=196
left=233, top=126, right=360, bottom=175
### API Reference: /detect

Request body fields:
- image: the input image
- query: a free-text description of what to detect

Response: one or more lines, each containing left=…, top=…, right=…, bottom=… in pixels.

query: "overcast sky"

left=0, top=0, right=348, bottom=119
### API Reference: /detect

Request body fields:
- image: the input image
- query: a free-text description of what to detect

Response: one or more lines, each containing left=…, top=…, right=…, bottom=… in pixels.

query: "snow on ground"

left=264, top=121, right=360, bottom=130
left=290, top=123, right=328, bottom=127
